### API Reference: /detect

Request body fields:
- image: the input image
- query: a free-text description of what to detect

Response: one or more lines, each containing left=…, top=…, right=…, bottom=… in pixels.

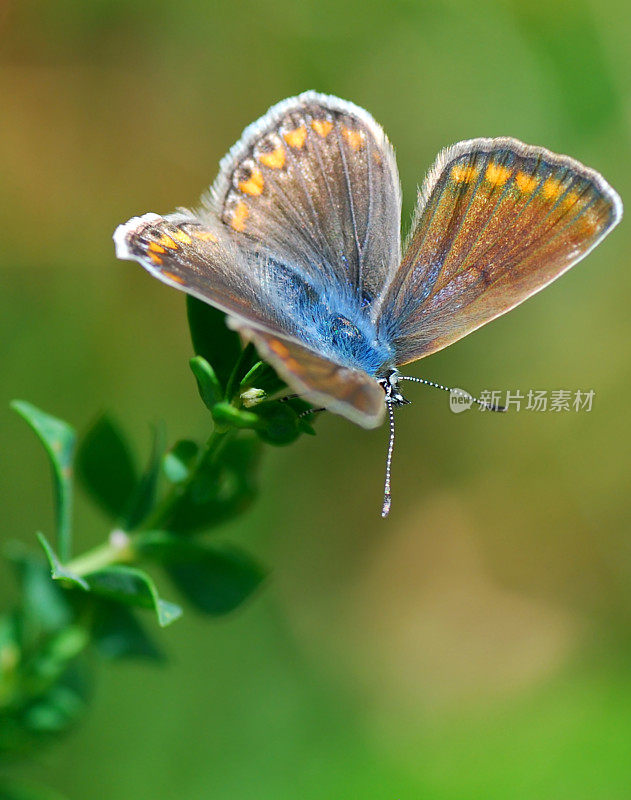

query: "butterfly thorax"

left=284, top=290, right=394, bottom=377
left=315, top=308, right=391, bottom=375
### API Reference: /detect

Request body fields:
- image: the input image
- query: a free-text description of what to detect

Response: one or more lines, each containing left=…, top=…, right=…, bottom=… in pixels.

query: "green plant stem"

left=65, top=429, right=233, bottom=578
left=140, top=428, right=231, bottom=530
left=65, top=539, right=127, bottom=577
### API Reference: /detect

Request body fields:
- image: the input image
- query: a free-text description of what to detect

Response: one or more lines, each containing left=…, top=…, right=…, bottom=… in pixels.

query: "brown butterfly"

left=114, top=92, right=622, bottom=515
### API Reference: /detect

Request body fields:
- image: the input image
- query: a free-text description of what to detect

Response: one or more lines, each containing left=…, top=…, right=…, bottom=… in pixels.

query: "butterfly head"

left=378, top=369, right=411, bottom=407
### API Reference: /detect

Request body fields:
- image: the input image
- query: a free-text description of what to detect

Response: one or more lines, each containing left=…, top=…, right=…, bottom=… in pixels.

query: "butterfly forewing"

left=114, top=212, right=285, bottom=332
left=206, top=91, right=402, bottom=311
left=380, top=138, right=622, bottom=364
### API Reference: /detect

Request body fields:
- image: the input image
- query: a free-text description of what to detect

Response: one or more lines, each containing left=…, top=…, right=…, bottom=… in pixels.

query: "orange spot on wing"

left=230, top=201, right=249, bottom=232
left=149, top=252, right=163, bottom=265
left=311, top=119, right=333, bottom=137
left=259, top=145, right=286, bottom=169
left=158, top=233, right=178, bottom=249
left=515, top=171, right=539, bottom=194
left=541, top=177, right=564, bottom=201
left=451, top=164, right=478, bottom=183
left=283, top=125, right=307, bottom=149
left=238, top=165, right=265, bottom=196
left=342, top=126, right=364, bottom=150
left=193, top=230, right=218, bottom=242
left=268, top=339, right=290, bottom=358
left=162, top=270, right=185, bottom=284
left=172, top=229, right=193, bottom=244
left=485, top=163, right=511, bottom=186
left=284, top=357, right=301, bottom=371
left=148, top=242, right=166, bottom=254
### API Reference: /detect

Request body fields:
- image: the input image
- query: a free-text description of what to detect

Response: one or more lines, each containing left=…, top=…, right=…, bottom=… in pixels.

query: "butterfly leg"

left=277, top=394, right=326, bottom=417
left=298, top=407, right=326, bottom=418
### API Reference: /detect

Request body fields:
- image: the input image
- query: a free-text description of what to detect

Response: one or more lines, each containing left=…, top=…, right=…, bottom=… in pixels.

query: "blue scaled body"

left=262, top=258, right=395, bottom=378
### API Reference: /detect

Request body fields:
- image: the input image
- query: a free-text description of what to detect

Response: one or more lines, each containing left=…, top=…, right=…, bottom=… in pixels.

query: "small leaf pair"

left=36, top=532, right=181, bottom=628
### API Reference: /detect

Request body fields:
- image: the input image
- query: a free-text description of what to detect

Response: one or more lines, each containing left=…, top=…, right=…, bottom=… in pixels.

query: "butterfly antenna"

left=398, top=376, right=506, bottom=412
left=382, top=400, right=396, bottom=518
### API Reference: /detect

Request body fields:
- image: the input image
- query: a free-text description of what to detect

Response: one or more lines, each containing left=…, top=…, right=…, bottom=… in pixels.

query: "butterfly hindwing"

left=206, top=91, right=402, bottom=312
left=379, top=138, right=622, bottom=364
left=229, top=319, right=385, bottom=428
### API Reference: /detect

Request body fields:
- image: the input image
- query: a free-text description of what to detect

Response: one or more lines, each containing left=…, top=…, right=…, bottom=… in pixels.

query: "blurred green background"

left=2, top=0, right=630, bottom=797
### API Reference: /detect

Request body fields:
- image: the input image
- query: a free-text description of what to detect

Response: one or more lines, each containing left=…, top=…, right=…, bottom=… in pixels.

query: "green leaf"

left=255, top=402, right=303, bottom=446
left=163, top=439, right=199, bottom=484
left=124, top=422, right=165, bottom=529
left=24, top=681, right=86, bottom=734
left=212, top=402, right=260, bottom=430
left=92, top=601, right=164, bottom=661
left=168, top=550, right=265, bottom=614
left=298, top=418, right=317, bottom=436
left=36, top=533, right=88, bottom=591
left=166, top=436, right=260, bottom=532
left=11, top=401, right=76, bottom=562
left=6, top=546, right=73, bottom=638
left=28, top=626, right=89, bottom=686
left=21, top=628, right=90, bottom=738
left=135, top=531, right=266, bottom=615
left=77, top=415, right=138, bottom=521
left=187, top=296, right=242, bottom=389
left=224, top=342, right=258, bottom=400
left=85, top=566, right=182, bottom=627
left=239, top=360, right=286, bottom=396
left=190, top=355, right=222, bottom=410
left=0, top=612, right=21, bottom=679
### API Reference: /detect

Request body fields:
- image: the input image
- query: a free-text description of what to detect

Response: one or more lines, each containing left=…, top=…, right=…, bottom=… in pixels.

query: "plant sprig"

left=0, top=298, right=316, bottom=793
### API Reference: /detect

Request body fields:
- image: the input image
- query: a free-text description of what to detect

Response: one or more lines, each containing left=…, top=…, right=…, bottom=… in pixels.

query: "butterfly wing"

left=113, top=211, right=385, bottom=428
left=377, top=138, right=622, bottom=365
left=205, top=90, right=402, bottom=312
left=114, top=211, right=280, bottom=330
left=228, top=319, right=385, bottom=428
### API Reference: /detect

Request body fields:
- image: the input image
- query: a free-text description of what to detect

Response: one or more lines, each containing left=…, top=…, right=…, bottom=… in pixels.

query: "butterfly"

left=114, top=91, right=622, bottom=516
